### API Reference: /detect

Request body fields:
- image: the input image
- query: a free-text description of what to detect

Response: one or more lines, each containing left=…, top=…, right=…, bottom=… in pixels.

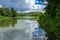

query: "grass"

left=0, top=16, right=11, bottom=20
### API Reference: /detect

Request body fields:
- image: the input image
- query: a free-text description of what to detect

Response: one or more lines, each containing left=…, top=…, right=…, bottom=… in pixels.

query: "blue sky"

left=0, top=0, right=47, bottom=12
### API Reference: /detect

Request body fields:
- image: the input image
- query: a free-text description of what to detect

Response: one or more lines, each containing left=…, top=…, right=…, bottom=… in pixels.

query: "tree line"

left=0, top=7, right=17, bottom=17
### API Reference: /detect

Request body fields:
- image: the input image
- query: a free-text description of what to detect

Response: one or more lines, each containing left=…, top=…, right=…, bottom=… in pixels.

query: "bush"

left=38, top=13, right=59, bottom=40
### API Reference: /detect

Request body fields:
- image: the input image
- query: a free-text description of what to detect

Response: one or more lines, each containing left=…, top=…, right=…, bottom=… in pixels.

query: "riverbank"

left=0, top=15, right=39, bottom=20
left=0, top=16, right=11, bottom=20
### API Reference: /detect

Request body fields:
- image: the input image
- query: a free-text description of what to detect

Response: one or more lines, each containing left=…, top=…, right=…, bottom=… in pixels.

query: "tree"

left=0, top=8, right=5, bottom=16
left=4, top=8, right=11, bottom=16
left=11, top=7, right=17, bottom=17
left=45, top=0, right=60, bottom=18
left=38, top=0, right=60, bottom=40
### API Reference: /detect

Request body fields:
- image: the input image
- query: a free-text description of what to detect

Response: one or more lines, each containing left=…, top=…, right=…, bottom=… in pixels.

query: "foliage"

left=11, top=7, right=17, bottom=17
left=0, top=7, right=17, bottom=17
left=17, top=12, right=42, bottom=16
left=38, top=0, right=60, bottom=40
left=38, top=13, right=58, bottom=40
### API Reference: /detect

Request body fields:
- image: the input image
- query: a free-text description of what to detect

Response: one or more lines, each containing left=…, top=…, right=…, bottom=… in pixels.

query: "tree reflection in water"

left=0, top=18, right=17, bottom=27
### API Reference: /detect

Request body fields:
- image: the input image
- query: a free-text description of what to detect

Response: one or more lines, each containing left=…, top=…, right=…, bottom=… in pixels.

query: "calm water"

left=0, top=17, right=48, bottom=40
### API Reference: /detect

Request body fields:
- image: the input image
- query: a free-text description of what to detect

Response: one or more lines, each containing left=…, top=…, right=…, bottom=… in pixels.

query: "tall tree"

left=0, top=8, right=5, bottom=16
left=11, top=7, right=17, bottom=17
left=45, top=0, right=60, bottom=18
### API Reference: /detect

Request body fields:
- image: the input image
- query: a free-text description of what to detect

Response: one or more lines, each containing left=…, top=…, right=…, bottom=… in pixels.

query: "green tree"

left=0, top=8, right=5, bottom=16
left=4, top=8, right=11, bottom=16
left=45, top=0, right=60, bottom=18
left=11, top=7, right=17, bottom=17
left=38, top=0, right=60, bottom=40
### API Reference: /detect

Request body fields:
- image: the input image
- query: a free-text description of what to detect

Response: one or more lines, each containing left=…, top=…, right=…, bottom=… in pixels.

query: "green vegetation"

left=38, top=0, right=60, bottom=40
left=0, top=16, right=11, bottom=21
left=17, top=12, right=41, bottom=16
left=17, top=12, right=42, bottom=20
left=0, top=7, right=17, bottom=17
left=0, top=7, right=41, bottom=20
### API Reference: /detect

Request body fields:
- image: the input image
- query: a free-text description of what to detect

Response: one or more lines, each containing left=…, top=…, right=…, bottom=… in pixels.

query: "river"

left=0, top=17, right=48, bottom=40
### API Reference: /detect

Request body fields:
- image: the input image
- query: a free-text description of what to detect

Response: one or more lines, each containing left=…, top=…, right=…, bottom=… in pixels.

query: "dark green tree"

left=0, top=8, right=5, bottom=16
left=38, top=0, right=60, bottom=40
left=45, top=0, right=60, bottom=18
left=11, top=7, right=17, bottom=17
left=4, top=8, right=11, bottom=16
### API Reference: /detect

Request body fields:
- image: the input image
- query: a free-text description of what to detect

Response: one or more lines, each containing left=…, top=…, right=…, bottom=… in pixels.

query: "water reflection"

left=0, top=18, right=48, bottom=40
left=0, top=18, right=17, bottom=27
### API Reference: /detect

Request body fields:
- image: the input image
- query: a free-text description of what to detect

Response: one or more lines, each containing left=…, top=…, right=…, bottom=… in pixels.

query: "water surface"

left=0, top=17, right=48, bottom=40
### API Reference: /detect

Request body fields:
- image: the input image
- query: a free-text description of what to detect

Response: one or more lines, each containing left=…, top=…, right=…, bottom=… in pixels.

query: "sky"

left=0, top=0, right=47, bottom=12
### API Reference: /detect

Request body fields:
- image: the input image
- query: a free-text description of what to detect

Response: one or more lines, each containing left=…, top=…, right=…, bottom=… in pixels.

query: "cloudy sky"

left=0, top=0, right=47, bottom=12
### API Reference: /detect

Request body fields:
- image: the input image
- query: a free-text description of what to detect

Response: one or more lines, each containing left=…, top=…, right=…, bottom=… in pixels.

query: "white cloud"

left=0, top=5, right=3, bottom=8
left=24, top=0, right=46, bottom=12
left=0, top=0, right=47, bottom=12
